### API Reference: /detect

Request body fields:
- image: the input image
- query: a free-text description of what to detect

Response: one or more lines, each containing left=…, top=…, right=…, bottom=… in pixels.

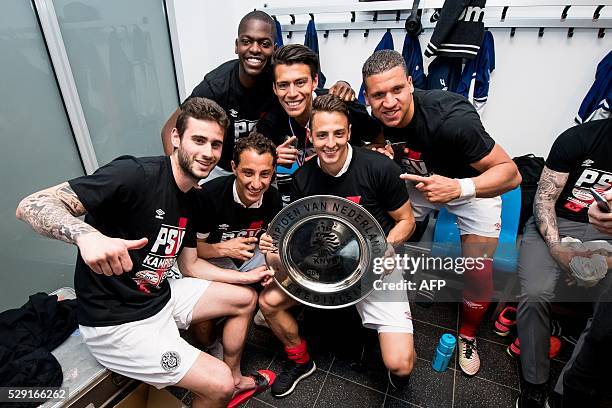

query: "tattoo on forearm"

left=17, top=182, right=96, bottom=244
left=533, top=167, right=569, bottom=247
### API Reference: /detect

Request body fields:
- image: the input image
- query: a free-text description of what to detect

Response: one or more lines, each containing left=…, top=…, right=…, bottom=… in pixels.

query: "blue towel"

left=358, top=31, right=395, bottom=103
left=304, top=19, right=326, bottom=88
left=401, top=34, right=426, bottom=89
left=275, top=19, right=283, bottom=47
left=425, top=56, right=462, bottom=92
left=576, top=51, right=611, bottom=123
left=456, top=30, right=495, bottom=111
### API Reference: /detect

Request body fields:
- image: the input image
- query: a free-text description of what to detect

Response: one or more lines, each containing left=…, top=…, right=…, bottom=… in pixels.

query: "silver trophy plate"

left=265, top=195, right=387, bottom=309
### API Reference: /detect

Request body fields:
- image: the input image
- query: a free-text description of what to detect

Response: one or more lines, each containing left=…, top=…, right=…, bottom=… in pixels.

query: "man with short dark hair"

left=161, top=12, right=354, bottom=182
left=17, top=97, right=274, bottom=408
left=256, top=44, right=381, bottom=204
left=362, top=49, right=521, bottom=377
left=258, top=94, right=416, bottom=398
left=195, top=132, right=282, bottom=274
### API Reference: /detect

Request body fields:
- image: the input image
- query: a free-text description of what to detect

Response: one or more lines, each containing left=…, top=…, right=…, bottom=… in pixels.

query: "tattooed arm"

left=16, top=182, right=147, bottom=275
left=533, top=166, right=584, bottom=273
left=15, top=182, right=96, bottom=244
left=533, top=166, right=568, bottom=248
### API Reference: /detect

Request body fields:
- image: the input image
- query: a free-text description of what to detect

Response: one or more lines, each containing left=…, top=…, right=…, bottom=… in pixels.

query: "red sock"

left=459, top=258, right=493, bottom=338
left=285, top=339, right=310, bottom=364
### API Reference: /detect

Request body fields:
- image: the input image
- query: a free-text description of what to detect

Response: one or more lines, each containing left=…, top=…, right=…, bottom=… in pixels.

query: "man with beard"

left=16, top=97, right=275, bottom=408
left=161, top=11, right=354, bottom=182
left=258, top=95, right=416, bottom=398
left=362, top=50, right=521, bottom=377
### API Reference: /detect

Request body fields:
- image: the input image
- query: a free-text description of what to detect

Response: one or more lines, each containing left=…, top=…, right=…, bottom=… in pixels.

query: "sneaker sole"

left=272, top=361, right=317, bottom=398
left=493, top=328, right=511, bottom=337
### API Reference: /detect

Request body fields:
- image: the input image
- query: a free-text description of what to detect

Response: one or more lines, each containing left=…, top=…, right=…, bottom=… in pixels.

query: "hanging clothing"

left=424, top=0, right=486, bottom=60
left=275, top=19, right=284, bottom=47
left=304, top=19, right=326, bottom=88
left=576, top=51, right=611, bottom=123
left=401, top=33, right=426, bottom=89
left=0, top=293, right=77, bottom=403
left=425, top=56, right=462, bottom=92
left=456, top=30, right=495, bottom=114
left=358, top=31, right=395, bottom=103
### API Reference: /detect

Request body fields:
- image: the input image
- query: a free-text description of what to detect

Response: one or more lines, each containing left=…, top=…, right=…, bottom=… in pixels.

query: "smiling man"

left=161, top=11, right=277, bottom=177
left=16, top=98, right=275, bottom=408
left=255, top=44, right=381, bottom=205
left=195, top=132, right=282, bottom=274
left=362, top=50, right=521, bottom=377
left=162, top=14, right=355, bottom=183
left=258, top=94, right=416, bottom=398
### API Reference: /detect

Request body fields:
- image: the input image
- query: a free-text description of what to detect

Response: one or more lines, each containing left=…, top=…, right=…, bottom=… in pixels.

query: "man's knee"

left=386, top=351, right=415, bottom=377
left=519, top=278, right=556, bottom=304
left=235, top=286, right=258, bottom=313
left=195, top=369, right=234, bottom=403
left=258, top=287, right=286, bottom=316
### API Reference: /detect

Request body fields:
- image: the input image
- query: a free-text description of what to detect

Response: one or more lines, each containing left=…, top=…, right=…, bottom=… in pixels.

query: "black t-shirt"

left=382, top=89, right=495, bottom=178
left=69, top=156, right=197, bottom=326
left=256, top=89, right=381, bottom=205
left=194, top=175, right=282, bottom=266
left=189, top=60, right=275, bottom=171
left=291, top=147, right=409, bottom=235
left=546, top=118, right=612, bottom=223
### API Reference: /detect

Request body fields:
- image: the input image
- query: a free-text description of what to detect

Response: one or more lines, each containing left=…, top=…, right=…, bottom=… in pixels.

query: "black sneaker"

left=271, top=359, right=316, bottom=398
left=516, top=382, right=548, bottom=408
left=388, top=370, right=410, bottom=390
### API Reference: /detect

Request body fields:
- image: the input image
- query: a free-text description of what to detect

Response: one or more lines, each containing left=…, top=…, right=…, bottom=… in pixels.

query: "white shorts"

left=79, top=277, right=211, bottom=389
left=355, top=268, right=414, bottom=334
left=406, top=182, right=502, bottom=238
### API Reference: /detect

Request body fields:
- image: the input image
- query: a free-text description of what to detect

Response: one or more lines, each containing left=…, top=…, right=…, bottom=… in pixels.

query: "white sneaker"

left=253, top=309, right=270, bottom=328
left=458, top=336, right=480, bottom=376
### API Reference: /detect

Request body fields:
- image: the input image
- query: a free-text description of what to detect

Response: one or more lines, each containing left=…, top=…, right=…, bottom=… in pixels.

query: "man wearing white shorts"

left=16, top=98, right=274, bottom=408
left=362, top=50, right=521, bottom=377
left=258, top=94, right=417, bottom=398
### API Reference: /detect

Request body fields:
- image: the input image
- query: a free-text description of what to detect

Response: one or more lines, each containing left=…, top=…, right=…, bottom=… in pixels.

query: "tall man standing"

left=17, top=98, right=273, bottom=408
left=362, top=50, right=521, bottom=376
left=258, top=95, right=416, bottom=398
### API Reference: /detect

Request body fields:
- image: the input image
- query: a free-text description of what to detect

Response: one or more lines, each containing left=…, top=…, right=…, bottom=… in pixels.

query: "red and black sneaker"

left=493, top=306, right=517, bottom=337
left=507, top=336, right=562, bottom=359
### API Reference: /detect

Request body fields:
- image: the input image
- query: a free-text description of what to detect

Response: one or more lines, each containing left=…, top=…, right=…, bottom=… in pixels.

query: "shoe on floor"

left=253, top=309, right=270, bottom=328
left=458, top=336, right=480, bottom=376
left=506, top=336, right=561, bottom=359
left=271, top=359, right=316, bottom=398
left=515, top=381, right=549, bottom=408
left=493, top=306, right=517, bottom=337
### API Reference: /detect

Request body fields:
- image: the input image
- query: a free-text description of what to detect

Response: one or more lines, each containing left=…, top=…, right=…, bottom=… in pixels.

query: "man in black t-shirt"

left=255, top=44, right=381, bottom=205
left=362, top=50, right=522, bottom=377
left=258, top=95, right=416, bottom=398
left=17, top=98, right=275, bottom=407
left=514, top=119, right=612, bottom=408
left=196, top=133, right=282, bottom=271
left=161, top=12, right=354, bottom=181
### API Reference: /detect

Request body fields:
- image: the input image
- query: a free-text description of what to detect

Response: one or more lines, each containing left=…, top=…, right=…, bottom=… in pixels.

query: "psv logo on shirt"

left=563, top=167, right=612, bottom=213
left=399, top=149, right=431, bottom=176
left=134, top=218, right=188, bottom=292
left=220, top=220, right=265, bottom=241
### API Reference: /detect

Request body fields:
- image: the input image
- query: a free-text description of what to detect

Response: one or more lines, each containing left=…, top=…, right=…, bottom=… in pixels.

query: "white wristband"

left=458, top=178, right=476, bottom=199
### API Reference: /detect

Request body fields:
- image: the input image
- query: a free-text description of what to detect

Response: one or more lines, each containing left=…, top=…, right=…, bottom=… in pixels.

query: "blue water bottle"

left=432, top=334, right=456, bottom=372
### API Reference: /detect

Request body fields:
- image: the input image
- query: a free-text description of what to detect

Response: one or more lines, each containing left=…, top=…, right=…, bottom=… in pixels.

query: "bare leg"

left=258, top=282, right=301, bottom=347
left=460, top=234, right=498, bottom=259
left=175, top=352, right=234, bottom=408
left=379, top=332, right=416, bottom=377
left=189, top=319, right=217, bottom=348
left=190, top=282, right=258, bottom=394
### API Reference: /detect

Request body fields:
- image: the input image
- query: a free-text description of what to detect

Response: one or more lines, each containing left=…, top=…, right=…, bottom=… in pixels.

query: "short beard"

left=177, top=147, right=204, bottom=181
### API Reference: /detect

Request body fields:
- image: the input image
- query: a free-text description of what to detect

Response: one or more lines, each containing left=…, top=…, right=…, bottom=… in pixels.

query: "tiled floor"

left=169, top=301, right=576, bottom=408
